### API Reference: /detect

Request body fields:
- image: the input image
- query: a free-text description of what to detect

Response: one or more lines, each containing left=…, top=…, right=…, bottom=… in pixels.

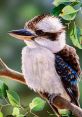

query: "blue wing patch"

left=55, top=54, right=80, bottom=106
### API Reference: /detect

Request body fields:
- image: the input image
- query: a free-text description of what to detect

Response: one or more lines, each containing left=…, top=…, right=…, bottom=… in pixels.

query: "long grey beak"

left=8, top=29, right=35, bottom=41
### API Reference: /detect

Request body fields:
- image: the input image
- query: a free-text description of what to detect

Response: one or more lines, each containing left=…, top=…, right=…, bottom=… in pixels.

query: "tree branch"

left=0, top=58, right=82, bottom=117
left=0, top=58, right=25, bottom=84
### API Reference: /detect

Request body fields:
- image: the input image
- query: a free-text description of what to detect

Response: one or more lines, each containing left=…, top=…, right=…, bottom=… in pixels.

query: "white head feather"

left=25, top=15, right=66, bottom=53
left=36, top=16, right=64, bottom=33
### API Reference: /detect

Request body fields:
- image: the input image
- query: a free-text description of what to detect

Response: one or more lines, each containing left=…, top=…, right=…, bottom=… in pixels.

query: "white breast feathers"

left=22, top=46, right=70, bottom=101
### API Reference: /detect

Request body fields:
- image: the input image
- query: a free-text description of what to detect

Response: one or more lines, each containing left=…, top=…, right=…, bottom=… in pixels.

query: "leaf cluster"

left=53, top=0, right=82, bottom=49
left=0, top=80, right=46, bottom=117
left=0, top=79, right=74, bottom=117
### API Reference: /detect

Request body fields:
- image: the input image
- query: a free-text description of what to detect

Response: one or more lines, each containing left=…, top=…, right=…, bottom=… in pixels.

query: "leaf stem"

left=30, top=110, right=39, bottom=117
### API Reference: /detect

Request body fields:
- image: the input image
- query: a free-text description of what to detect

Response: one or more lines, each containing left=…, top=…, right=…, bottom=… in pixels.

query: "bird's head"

left=9, top=14, right=66, bottom=53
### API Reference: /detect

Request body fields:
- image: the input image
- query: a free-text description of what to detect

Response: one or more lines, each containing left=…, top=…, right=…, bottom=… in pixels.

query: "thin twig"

left=0, top=58, right=82, bottom=117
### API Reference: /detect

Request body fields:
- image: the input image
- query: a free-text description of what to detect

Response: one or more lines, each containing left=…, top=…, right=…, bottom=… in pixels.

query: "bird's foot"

left=48, top=93, right=61, bottom=105
left=48, top=93, right=61, bottom=117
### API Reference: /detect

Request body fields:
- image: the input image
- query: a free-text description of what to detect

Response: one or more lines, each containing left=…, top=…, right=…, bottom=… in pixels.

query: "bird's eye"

left=35, top=30, right=44, bottom=35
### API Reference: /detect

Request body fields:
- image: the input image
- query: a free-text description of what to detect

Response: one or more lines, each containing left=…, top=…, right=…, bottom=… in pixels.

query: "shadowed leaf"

left=70, top=23, right=82, bottom=49
left=0, top=80, right=8, bottom=98
left=53, top=4, right=65, bottom=16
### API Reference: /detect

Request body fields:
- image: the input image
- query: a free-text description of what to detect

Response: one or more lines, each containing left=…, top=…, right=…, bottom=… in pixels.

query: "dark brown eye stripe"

left=43, top=32, right=60, bottom=41
left=35, top=29, right=64, bottom=41
left=45, top=32, right=58, bottom=41
left=35, top=30, right=44, bottom=35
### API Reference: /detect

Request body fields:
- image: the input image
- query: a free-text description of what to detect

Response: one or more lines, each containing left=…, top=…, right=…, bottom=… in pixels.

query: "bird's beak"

left=8, top=29, right=36, bottom=41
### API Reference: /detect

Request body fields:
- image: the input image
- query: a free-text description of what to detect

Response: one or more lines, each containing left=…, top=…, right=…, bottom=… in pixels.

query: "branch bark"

left=0, top=58, right=25, bottom=84
left=0, top=58, right=82, bottom=117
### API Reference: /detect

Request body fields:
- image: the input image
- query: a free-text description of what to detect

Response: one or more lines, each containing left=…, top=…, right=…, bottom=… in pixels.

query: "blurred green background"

left=0, top=0, right=82, bottom=116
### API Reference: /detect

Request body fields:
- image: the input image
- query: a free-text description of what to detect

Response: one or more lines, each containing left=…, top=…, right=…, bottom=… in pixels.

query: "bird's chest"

left=22, top=46, right=69, bottom=98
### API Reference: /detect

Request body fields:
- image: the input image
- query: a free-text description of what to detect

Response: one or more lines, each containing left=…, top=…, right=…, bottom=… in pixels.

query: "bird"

left=8, top=14, right=81, bottom=117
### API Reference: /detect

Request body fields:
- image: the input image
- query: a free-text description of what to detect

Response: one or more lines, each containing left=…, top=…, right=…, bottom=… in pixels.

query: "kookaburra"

left=9, top=14, right=81, bottom=116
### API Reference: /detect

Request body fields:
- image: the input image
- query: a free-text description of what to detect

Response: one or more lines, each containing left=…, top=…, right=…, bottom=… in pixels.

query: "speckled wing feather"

left=55, top=44, right=81, bottom=106
left=58, top=44, right=81, bottom=75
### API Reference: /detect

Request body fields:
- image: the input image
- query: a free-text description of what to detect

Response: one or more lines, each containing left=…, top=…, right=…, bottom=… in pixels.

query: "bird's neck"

left=35, top=37, right=66, bottom=53
left=24, top=40, right=39, bottom=48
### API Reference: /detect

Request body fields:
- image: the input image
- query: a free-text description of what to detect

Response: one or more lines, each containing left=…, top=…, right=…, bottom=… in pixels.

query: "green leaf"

left=53, top=4, right=65, bottom=16
left=12, top=107, right=20, bottom=116
left=60, top=5, right=79, bottom=20
left=59, top=109, right=70, bottom=116
left=70, top=23, right=82, bottom=49
left=17, top=114, right=25, bottom=117
left=7, top=90, right=20, bottom=107
left=0, top=112, right=3, bottom=117
left=53, top=0, right=70, bottom=6
left=53, top=0, right=79, bottom=6
left=0, top=80, right=8, bottom=98
left=29, top=97, right=46, bottom=111
left=71, top=1, right=80, bottom=7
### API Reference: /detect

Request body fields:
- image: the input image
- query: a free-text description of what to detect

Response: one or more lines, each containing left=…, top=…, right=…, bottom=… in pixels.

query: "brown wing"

left=57, top=44, right=81, bottom=105
left=58, top=44, right=81, bottom=75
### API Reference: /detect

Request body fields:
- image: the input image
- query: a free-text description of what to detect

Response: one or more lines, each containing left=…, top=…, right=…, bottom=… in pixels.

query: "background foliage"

left=0, top=0, right=82, bottom=116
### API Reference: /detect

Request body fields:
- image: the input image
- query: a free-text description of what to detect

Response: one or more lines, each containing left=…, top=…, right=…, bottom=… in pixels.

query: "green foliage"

left=12, top=107, right=20, bottom=116
left=53, top=0, right=80, bottom=6
left=70, top=22, right=82, bottom=49
left=53, top=4, right=65, bottom=16
left=59, top=109, right=70, bottom=116
left=16, top=114, right=25, bottom=117
left=0, top=80, right=46, bottom=116
left=53, top=0, right=82, bottom=49
left=60, top=5, right=79, bottom=20
left=53, top=0, right=70, bottom=7
left=7, top=90, right=20, bottom=107
left=0, top=80, right=8, bottom=98
left=0, top=112, right=3, bottom=117
left=29, top=97, right=46, bottom=111
left=12, top=107, right=24, bottom=117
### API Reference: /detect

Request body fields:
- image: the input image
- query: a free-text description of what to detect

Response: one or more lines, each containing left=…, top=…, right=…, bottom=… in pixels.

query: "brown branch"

left=0, top=58, right=25, bottom=84
left=53, top=96, right=82, bottom=117
left=0, top=58, right=82, bottom=117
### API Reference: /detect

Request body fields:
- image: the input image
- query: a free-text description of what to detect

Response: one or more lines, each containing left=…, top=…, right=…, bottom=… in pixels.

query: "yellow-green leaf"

left=12, top=107, right=20, bottom=116
left=17, top=114, right=24, bottom=117
left=0, top=112, right=3, bottom=117
left=7, top=91, right=20, bottom=107
left=53, top=0, right=70, bottom=6
left=60, top=5, right=79, bottom=20
left=29, top=97, right=46, bottom=111
left=59, top=109, right=70, bottom=116
left=53, top=0, right=79, bottom=6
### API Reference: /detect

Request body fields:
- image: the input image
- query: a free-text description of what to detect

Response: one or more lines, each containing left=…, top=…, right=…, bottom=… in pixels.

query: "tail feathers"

left=72, top=99, right=80, bottom=107
left=67, top=88, right=80, bottom=107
